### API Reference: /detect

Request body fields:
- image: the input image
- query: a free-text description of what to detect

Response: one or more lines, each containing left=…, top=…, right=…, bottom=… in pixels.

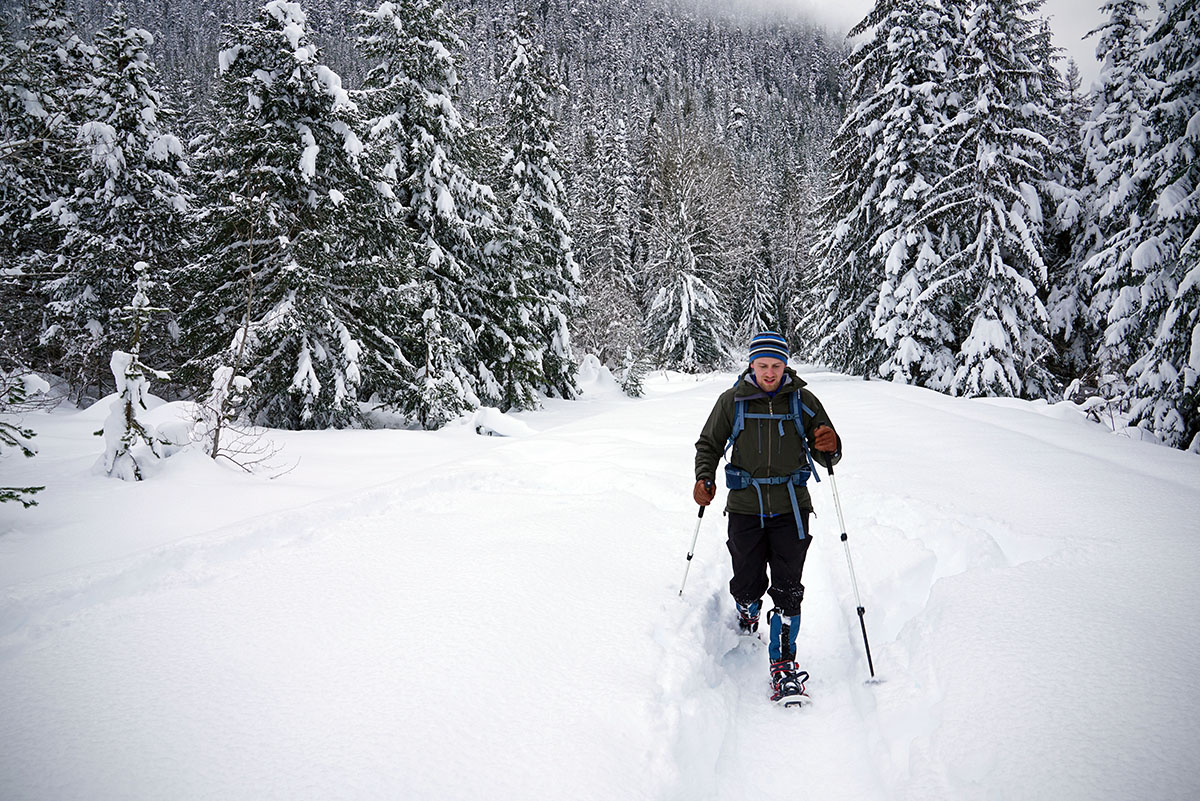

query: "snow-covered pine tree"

left=565, top=116, right=602, bottom=354
left=0, top=0, right=93, bottom=370
left=775, top=158, right=823, bottom=344
left=804, top=9, right=888, bottom=376
left=572, top=112, right=645, bottom=381
left=1045, top=57, right=1097, bottom=383
left=641, top=123, right=735, bottom=371
left=399, top=281, right=474, bottom=429
left=497, top=10, right=581, bottom=402
left=0, top=360, right=48, bottom=507
left=631, top=111, right=665, bottom=302
left=740, top=227, right=780, bottom=340
left=810, top=0, right=958, bottom=387
left=40, top=5, right=188, bottom=400
left=1079, top=0, right=1157, bottom=387
left=99, top=261, right=168, bottom=481
left=182, top=0, right=395, bottom=430
left=1122, top=0, right=1200, bottom=451
left=484, top=11, right=550, bottom=411
left=934, top=0, right=1058, bottom=398
left=356, top=0, right=503, bottom=426
left=596, top=115, right=645, bottom=371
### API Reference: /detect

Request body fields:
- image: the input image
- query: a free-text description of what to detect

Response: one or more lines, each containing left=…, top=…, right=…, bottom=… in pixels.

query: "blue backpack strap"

left=790, top=391, right=821, bottom=484
left=732, top=470, right=810, bottom=539
left=723, top=382, right=819, bottom=540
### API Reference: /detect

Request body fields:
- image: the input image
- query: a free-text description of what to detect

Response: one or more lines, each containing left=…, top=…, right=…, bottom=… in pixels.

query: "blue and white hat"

left=748, top=331, right=789, bottom=363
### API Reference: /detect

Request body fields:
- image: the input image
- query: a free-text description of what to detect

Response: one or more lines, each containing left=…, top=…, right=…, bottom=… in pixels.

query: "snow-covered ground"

left=2, top=365, right=1198, bottom=801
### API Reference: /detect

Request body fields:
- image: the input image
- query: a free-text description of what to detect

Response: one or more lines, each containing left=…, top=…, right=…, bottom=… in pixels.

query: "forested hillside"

left=2, top=0, right=1196, bottom=462
left=2, top=0, right=845, bottom=422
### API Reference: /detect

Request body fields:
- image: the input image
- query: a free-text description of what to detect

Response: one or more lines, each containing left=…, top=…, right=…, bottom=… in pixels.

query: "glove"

left=693, top=479, right=715, bottom=506
left=813, top=425, right=838, bottom=453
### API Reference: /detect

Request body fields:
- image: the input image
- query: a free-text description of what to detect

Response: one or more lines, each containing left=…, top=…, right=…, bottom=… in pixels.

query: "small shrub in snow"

left=97, top=262, right=170, bottom=481
left=0, top=364, right=50, bottom=507
left=194, top=365, right=280, bottom=473
left=617, top=348, right=650, bottom=398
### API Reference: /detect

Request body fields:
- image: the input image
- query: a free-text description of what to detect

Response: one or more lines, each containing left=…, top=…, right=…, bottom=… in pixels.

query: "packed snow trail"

left=1, top=368, right=1198, bottom=800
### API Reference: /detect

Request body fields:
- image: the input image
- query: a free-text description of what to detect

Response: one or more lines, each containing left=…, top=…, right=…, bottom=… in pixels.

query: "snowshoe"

left=736, top=598, right=762, bottom=634
left=769, top=659, right=811, bottom=708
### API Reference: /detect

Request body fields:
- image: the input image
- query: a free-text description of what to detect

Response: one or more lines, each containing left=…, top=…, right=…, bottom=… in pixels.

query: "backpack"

left=722, top=376, right=820, bottom=536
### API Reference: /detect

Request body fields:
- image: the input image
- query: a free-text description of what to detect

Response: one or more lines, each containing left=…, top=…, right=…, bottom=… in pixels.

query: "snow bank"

left=575, top=353, right=627, bottom=400
left=460, top=405, right=536, bottom=438
left=1, top=371, right=1197, bottom=801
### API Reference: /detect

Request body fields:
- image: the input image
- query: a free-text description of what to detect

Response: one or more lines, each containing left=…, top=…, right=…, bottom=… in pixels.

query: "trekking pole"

left=823, top=456, right=877, bottom=679
left=678, top=481, right=714, bottom=597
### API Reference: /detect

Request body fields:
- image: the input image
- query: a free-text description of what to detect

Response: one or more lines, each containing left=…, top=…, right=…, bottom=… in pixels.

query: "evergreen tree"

left=740, top=227, right=779, bottom=340
left=98, top=262, right=168, bottom=481
left=41, top=5, right=188, bottom=399
left=496, top=10, right=580, bottom=404
left=934, top=0, right=1058, bottom=398
left=776, top=159, right=823, bottom=344
left=182, top=0, right=397, bottom=430
left=809, top=0, right=958, bottom=386
left=573, top=113, right=644, bottom=377
left=0, top=361, right=47, bottom=508
left=399, top=282, right=476, bottom=428
left=641, top=124, right=735, bottom=371
left=1080, top=0, right=1157, bottom=383
left=356, top=0, right=503, bottom=426
left=631, top=111, right=666, bottom=301
left=0, top=0, right=93, bottom=370
left=1045, top=58, right=1096, bottom=383
left=573, top=117, right=628, bottom=361
left=1123, top=0, right=1200, bottom=451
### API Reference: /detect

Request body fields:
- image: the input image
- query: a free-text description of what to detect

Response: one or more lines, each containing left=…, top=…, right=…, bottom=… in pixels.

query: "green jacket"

left=694, top=367, right=841, bottom=516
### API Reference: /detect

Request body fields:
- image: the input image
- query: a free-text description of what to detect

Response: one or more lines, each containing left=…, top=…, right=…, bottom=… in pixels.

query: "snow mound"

left=77, top=391, right=168, bottom=423
left=145, top=400, right=199, bottom=446
left=464, top=406, right=536, bottom=438
left=575, top=354, right=626, bottom=399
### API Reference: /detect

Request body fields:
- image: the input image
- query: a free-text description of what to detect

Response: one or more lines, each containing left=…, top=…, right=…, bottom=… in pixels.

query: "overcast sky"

left=738, top=0, right=1108, bottom=87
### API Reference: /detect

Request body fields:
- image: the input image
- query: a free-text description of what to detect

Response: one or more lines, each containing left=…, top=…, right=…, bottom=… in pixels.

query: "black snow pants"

left=726, top=510, right=812, bottom=616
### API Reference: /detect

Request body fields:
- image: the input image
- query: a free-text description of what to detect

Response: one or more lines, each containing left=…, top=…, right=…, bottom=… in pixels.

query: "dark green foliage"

left=0, top=364, right=46, bottom=507
left=180, top=1, right=402, bottom=430
left=0, top=0, right=93, bottom=375
left=496, top=10, right=579, bottom=402
left=40, top=5, right=188, bottom=400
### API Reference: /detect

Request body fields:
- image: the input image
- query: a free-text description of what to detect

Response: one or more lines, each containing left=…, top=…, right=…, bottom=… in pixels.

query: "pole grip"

left=696, top=479, right=713, bottom=516
left=680, top=480, right=714, bottom=597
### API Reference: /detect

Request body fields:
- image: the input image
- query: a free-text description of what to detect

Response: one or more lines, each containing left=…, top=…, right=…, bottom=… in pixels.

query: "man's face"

left=750, top=357, right=785, bottom=392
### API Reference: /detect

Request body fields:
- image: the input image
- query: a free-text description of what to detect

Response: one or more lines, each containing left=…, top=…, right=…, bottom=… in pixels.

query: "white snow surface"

left=1, top=367, right=1198, bottom=801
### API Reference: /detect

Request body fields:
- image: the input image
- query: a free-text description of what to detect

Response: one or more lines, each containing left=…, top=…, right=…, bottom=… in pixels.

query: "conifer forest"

left=1, top=0, right=1197, bottom=454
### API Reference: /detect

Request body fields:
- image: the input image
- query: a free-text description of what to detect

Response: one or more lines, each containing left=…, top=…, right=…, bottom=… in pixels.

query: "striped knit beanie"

left=748, top=331, right=789, bottom=363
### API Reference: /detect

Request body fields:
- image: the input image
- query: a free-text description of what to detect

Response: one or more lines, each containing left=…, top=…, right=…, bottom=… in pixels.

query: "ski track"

left=2, top=373, right=1198, bottom=800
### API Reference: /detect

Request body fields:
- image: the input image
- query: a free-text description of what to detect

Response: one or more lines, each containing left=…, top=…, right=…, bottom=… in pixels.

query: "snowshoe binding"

left=769, top=659, right=811, bottom=708
left=736, top=599, right=762, bottom=634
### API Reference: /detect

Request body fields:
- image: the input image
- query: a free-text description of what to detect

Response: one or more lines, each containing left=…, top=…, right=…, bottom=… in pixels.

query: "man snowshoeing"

left=693, top=331, right=841, bottom=706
